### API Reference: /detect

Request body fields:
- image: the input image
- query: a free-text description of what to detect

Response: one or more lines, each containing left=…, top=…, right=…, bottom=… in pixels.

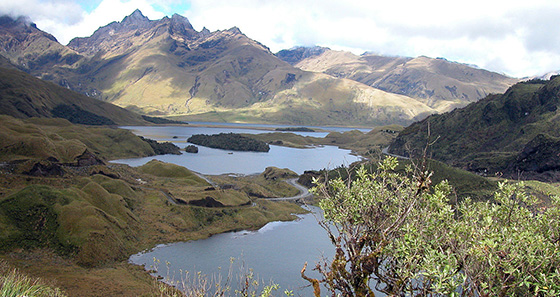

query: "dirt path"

left=266, top=178, right=313, bottom=201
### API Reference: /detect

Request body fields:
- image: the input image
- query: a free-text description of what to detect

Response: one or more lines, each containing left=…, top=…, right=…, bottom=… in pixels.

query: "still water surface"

left=113, top=125, right=362, bottom=175
left=130, top=206, right=333, bottom=295
left=123, top=124, right=379, bottom=295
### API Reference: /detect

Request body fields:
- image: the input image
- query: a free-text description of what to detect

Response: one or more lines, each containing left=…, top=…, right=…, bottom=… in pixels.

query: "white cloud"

left=1, top=0, right=560, bottom=77
left=183, top=0, right=560, bottom=77
left=45, top=0, right=166, bottom=43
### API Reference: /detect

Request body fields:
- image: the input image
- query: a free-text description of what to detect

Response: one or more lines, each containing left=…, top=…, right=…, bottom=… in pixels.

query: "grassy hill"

left=0, top=115, right=306, bottom=295
left=389, top=76, right=560, bottom=181
left=0, top=56, right=145, bottom=125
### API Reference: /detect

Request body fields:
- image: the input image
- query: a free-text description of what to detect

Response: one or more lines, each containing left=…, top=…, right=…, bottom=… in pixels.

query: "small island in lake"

left=188, top=133, right=270, bottom=152
left=185, top=145, right=199, bottom=153
left=139, top=136, right=181, bottom=155
left=275, top=127, right=315, bottom=132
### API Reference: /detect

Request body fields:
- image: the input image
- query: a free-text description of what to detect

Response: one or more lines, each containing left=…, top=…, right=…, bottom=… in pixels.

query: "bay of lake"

left=120, top=123, right=382, bottom=295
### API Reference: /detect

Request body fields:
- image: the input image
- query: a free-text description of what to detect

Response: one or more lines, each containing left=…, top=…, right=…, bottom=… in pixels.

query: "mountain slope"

left=0, top=56, right=145, bottom=125
left=0, top=16, right=82, bottom=80
left=0, top=12, right=439, bottom=126
left=388, top=76, right=560, bottom=181
left=0, top=11, right=517, bottom=126
left=284, top=48, right=518, bottom=112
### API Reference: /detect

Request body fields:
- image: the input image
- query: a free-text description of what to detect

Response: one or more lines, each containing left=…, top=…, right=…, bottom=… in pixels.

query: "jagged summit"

left=166, top=13, right=197, bottom=38
left=275, top=46, right=330, bottom=65
left=121, top=9, right=150, bottom=27
left=0, top=10, right=520, bottom=127
left=170, top=13, right=194, bottom=29
left=0, top=15, right=58, bottom=42
left=0, top=15, right=30, bottom=27
left=67, top=10, right=203, bottom=54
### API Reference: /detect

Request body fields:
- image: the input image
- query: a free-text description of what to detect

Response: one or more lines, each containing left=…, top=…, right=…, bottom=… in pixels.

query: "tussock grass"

left=0, top=116, right=155, bottom=162
left=0, top=260, right=66, bottom=297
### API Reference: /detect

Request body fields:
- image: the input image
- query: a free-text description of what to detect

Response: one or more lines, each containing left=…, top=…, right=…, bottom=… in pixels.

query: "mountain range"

left=0, top=10, right=517, bottom=126
left=278, top=47, right=517, bottom=111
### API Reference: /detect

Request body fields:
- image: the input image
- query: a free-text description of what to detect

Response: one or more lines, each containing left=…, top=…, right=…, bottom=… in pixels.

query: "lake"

left=130, top=206, right=334, bottom=295
left=122, top=123, right=381, bottom=295
left=113, top=124, right=363, bottom=175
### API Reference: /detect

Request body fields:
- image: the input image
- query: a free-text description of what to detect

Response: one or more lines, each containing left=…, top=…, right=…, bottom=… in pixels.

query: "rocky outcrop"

left=188, top=196, right=225, bottom=207
left=276, top=46, right=329, bottom=65
left=511, top=134, right=560, bottom=180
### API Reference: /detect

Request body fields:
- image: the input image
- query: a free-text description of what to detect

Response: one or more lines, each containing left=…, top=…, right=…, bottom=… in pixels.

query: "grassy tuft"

left=0, top=260, right=67, bottom=297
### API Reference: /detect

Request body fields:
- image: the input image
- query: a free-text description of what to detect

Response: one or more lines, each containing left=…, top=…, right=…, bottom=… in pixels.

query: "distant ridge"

left=284, top=48, right=519, bottom=113
left=0, top=12, right=518, bottom=126
left=275, top=46, right=329, bottom=65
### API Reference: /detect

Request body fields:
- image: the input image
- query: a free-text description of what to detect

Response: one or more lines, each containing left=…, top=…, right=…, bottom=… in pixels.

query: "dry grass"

left=0, top=259, right=67, bottom=297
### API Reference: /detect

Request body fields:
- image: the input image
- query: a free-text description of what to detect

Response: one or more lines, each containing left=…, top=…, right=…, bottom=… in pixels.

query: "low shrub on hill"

left=310, top=157, right=560, bottom=296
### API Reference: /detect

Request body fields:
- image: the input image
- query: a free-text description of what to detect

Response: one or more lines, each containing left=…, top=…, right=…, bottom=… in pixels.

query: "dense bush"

left=141, top=115, right=185, bottom=124
left=309, top=157, right=560, bottom=296
left=188, top=133, right=270, bottom=152
left=275, top=127, right=315, bottom=132
left=139, top=136, right=181, bottom=155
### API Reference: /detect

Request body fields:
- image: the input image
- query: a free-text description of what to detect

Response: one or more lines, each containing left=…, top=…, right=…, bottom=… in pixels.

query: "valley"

left=0, top=6, right=559, bottom=297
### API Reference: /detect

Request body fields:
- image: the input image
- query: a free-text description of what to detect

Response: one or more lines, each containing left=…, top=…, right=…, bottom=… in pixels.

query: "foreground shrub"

left=311, top=157, right=560, bottom=296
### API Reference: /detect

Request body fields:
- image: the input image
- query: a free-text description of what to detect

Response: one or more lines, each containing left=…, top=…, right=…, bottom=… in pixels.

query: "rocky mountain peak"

left=67, top=9, right=154, bottom=53
left=0, top=14, right=59, bottom=52
left=121, top=9, right=150, bottom=27
left=166, top=13, right=198, bottom=38
left=276, top=46, right=330, bottom=65
left=227, top=26, right=243, bottom=35
left=170, top=13, right=194, bottom=29
left=0, top=15, right=48, bottom=36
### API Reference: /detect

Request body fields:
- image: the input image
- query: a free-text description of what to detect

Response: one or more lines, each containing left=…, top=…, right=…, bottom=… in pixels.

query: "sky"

left=1, top=0, right=560, bottom=78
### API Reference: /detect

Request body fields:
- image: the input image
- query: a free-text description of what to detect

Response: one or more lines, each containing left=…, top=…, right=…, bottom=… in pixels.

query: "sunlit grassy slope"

left=0, top=57, right=145, bottom=125
left=292, top=49, right=518, bottom=112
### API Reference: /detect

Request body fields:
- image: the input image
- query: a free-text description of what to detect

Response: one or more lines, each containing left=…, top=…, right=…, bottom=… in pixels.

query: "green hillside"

left=0, top=115, right=305, bottom=295
left=389, top=76, right=560, bottom=181
left=0, top=57, right=145, bottom=125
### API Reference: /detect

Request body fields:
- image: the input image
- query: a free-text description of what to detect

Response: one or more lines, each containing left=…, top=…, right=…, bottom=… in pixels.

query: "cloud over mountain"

left=1, top=0, right=560, bottom=77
